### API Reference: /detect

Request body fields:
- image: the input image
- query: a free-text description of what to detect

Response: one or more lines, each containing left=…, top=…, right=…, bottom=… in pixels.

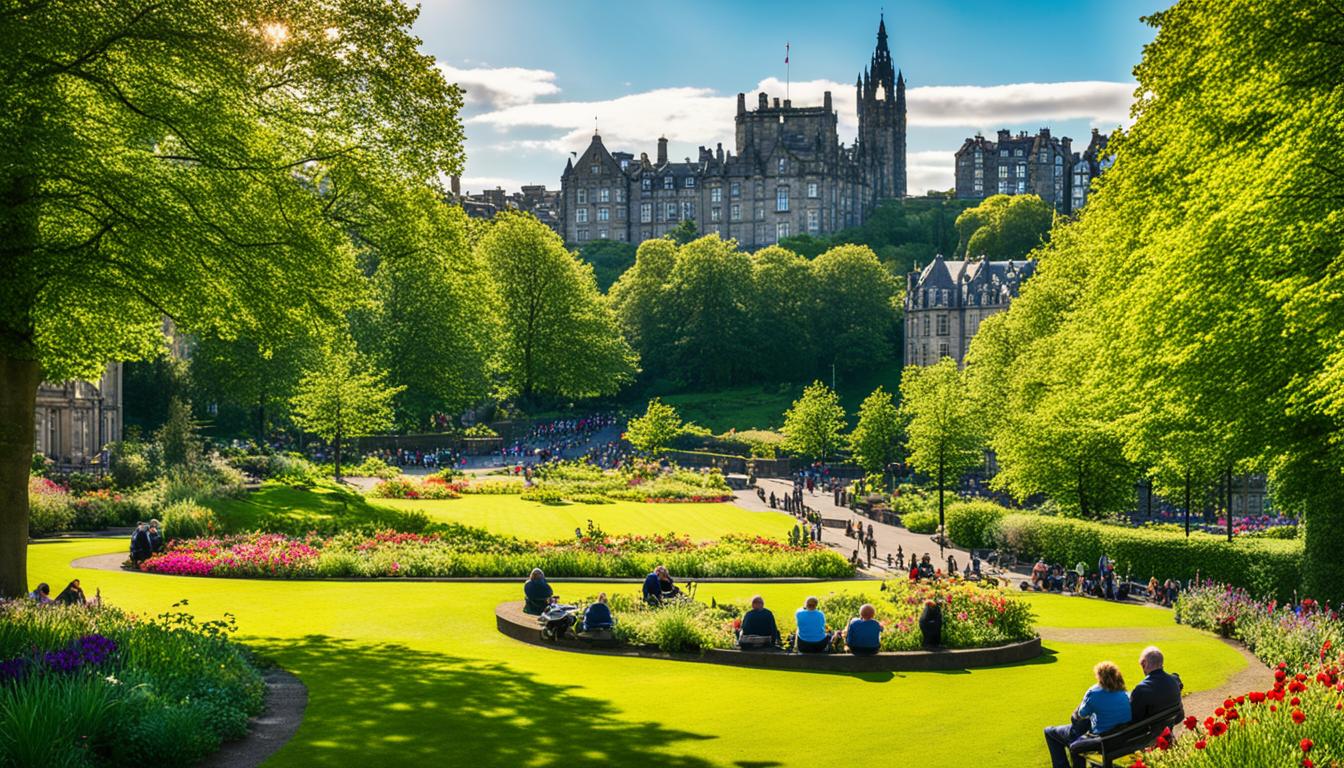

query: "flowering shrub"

left=139, top=526, right=853, bottom=579
left=523, top=461, right=733, bottom=503
left=0, top=601, right=263, bottom=767
left=1130, top=645, right=1344, bottom=768
left=370, top=476, right=462, bottom=500
left=28, top=475, right=74, bottom=535
left=1176, top=582, right=1343, bottom=672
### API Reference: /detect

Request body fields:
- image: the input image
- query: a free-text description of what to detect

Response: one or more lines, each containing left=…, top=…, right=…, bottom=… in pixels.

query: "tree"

left=155, top=396, right=201, bottom=472
left=782, top=381, right=846, bottom=461
left=748, top=246, right=815, bottom=378
left=609, top=238, right=678, bottom=379
left=666, top=218, right=699, bottom=245
left=809, top=245, right=900, bottom=372
left=578, top=240, right=637, bottom=292
left=664, top=235, right=754, bottom=386
left=849, top=387, right=902, bottom=474
left=625, top=398, right=684, bottom=455
left=954, top=194, right=1053, bottom=260
left=478, top=212, right=636, bottom=402
left=900, top=359, right=985, bottom=551
left=290, top=345, right=403, bottom=481
left=1, top=1, right=461, bottom=596
left=189, top=330, right=314, bottom=441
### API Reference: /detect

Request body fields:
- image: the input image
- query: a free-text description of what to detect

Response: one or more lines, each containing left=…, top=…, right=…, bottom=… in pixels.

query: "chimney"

left=716, top=142, right=724, bottom=162
left=737, top=93, right=746, bottom=115
left=783, top=99, right=791, bottom=109
left=657, top=137, right=668, bottom=165
left=1039, top=127, right=1050, bottom=139
left=1062, top=137, right=1072, bottom=155
left=773, top=97, right=780, bottom=108
left=823, top=90, right=832, bottom=112
left=450, top=174, right=461, bottom=197
left=758, top=92, right=768, bottom=109
left=997, top=129, right=1011, bottom=143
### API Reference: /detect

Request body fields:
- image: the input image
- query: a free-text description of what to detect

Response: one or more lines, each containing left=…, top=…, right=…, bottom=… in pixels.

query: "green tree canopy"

left=666, top=218, right=699, bottom=245
left=625, top=398, right=684, bottom=455
left=664, top=235, right=754, bottom=386
left=748, top=246, right=815, bottom=378
left=849, top=386, right=903, bottom=474
left=900, top=358, right=985, bottom=540
left=290, top=344, right=404, bottom=481
left=954, top=194, right=1053, bottom=260
left=782, top=381, right=846, bottom=461
left=809, top=245, right=900, bottom=372
left=0, top=0, right=462, bottom=596
left=609, top=238, right=678, bottom=379
left=478, top=212, right=636, bottom=402
left=579, top=240, right=637, bottom=292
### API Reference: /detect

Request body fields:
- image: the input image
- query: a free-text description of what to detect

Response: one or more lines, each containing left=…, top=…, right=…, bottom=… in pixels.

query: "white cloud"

left=909, top=81, right=1133, bottom=128
left=456, top=175, right=535, bottom=193
left=439, top=64, right=560, bottom=109
left=907, top=150, right=956, bottom=195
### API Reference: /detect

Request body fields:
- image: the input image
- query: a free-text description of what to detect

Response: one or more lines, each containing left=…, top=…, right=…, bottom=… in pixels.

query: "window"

left=922, top=316, right=930, bottom=335
left=755, top=203, right=764, bottom=220
left=974, top=167, right=983, bottom=179
left=999, top=149, right=1008, bottom=157
left=597, top=207, right=609, bottom=221
left=921, top=343, right=928, bottom=364
left=998, top=166, right=1008, bottom=179
left=776, top=221, right=790, bottom=240
left=1039, top=151, right=1048, bottom=163
left=685, top=177, right=696, bottom=189
left=998, top=181, right=1009, bottom=194
left=640, top=203, right=652, bottom=223
left=577, top=188, right=587, bottom=204
left=682, top=201, right=694, bottom=220
left=1054, top=165, right=1063, bottom=177
left=938, top=342, right=949, bottom=359
left=730, top=203, right=741, bottom=221
left=778, top=158, right=787, bottom=173
left=616, top=206, right=625, bottom=220
left=730, top=181, right=741, bottom=197
left=578, top=228, right=589, bottom=241
left=1055, top=155, right=1063, bottom=165
left=973, top=181, right=983, bottom=193
left=936, top=315, right=949, bottom=335
left=775, top=186, right=789, bottom=212
left=665, top=202, right=677, bottom=220
left=1017, top=163, right=1026, bottom=177
left=615, top=188, right=624, bottom=202
left=598, top=228, right=608, bottom=239
left=620, top=159, right=630, bottom=170
left=575, top=208, right=588, bottom=223
left=641, top=178, right=651, bottom=191
left=974, top=149, right=983, bottom=161
left=1016, top=180, right=1026, bottom=194
left=807, top=209, right=819, bottom=232
left=590, top=163, right=600, bottom=175
left=599, top=188, right=610, bottom=203
left=1014, top=148, right=1024, bottom=157
left=663, top=176, right=674, bottom=190
left=807, top=182, right=818, bottom=198
left=710, top=187, right=722, bottom=203
left=711, top=206, right=721, bottom=222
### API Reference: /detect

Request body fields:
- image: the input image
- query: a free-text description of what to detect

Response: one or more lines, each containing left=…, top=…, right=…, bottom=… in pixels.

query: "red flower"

left=1183, top=715, right=1198, bottom=730
left=1209, top=721, right=1229, bottom=737
left=1291, top=696, right=1301, bottom=706
left=1301, top=738, right=1313, bottom=753
left=1248, top=691, right=1266, bottom=703
left=1194, top=739, right=1207, bottom=750
left=1291, top=708, right=1306, bottom=724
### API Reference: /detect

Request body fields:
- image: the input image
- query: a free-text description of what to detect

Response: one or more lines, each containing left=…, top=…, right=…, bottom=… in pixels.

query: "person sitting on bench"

left=1129, top=646, right=1183, bottom=721
left=523, top=568, right=554, bottom=615
left=1044, top=661, right=1131, bottom=768
left=844, top=603, right=882, bottom=655
left=737, top=595, right=781, bottom=649
left=794, top=596, right=832, bottom=653
left=581, top=593, right=614, bottom=632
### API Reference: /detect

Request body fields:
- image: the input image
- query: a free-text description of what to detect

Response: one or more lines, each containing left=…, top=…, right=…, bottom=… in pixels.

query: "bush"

left=70, top=489, right=151, bottom=531
left=995, top=513, right=1301, bottom=600
left=108, top=440, right=157, bottom=489
left=944, top=500, right=1010, bottom=550
left=160, top=500, right=218, bottom=540
left=464, top=423, right=498, bottom=437
left=349, top=456, right=400, bottom=480
left=370, top=477, right=461, bottom=500
left=903, top=510, right=938, bottom=534
left=28, top=476, right=74, bottom=536
left=1174, top=582, right=1342, bottom=672
left=459, top=479, right=524, bottom=495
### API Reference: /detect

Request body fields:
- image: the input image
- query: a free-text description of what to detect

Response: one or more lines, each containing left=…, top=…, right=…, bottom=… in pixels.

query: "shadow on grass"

left=255, top=635, right=717, bottom=767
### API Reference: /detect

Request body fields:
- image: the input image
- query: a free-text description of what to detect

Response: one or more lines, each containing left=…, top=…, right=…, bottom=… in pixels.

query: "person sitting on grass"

left=54, top=579, right=88, bottom=606
left=642, top=565, right=681, bottom=605
left=28, top=582, right=52, bottom=605
left=845, top=603, right=882, bottom=655
left=1043, top=660, right=1131, bottom=768
left=738, top=595, right=781, bottom=649
left=581, top=593, right=614, bottom=632
left=794, top=596, right=832, bottom=653
left=523, top=568, right=554, bottom=615
left=1032, top=558, right=1049, bottom=590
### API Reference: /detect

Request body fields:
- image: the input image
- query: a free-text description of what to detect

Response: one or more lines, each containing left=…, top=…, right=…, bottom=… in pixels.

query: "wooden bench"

left=1078, top=705, right=1184, bottom=768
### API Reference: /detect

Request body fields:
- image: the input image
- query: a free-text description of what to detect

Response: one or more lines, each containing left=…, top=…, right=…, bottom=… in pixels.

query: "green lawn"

left=204, top=482, right=428, bottom=534
left=31, top=539, right=1246, bottom=767
left=377, top=494, right=797, bottom=541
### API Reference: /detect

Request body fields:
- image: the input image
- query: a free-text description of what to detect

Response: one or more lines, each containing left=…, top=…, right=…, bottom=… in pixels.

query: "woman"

left=582, top=593, right=614, bottom=632
left=54, top=579, right=86, bottom=606
left=1043, top=661, right=1131, bottom=768
left=794, top=596, right=831, bottom=653
left=522, top=568, right=553, bottom=615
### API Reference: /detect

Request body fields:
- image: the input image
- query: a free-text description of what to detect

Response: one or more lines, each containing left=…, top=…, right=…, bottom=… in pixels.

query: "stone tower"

left=857, top=15, right=907, bottom=201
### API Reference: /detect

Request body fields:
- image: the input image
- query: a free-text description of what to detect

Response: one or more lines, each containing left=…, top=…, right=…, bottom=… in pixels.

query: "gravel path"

left=199, top=668, right=307, bottom=768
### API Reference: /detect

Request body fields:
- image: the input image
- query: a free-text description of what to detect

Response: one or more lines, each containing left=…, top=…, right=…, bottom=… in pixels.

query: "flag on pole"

left=785, top=42, right=789, bottom=64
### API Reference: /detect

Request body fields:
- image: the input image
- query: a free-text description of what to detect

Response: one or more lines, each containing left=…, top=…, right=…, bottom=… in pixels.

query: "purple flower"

left=77, top=634, right=117, bottom=666
left=44, top=648, right=82, bottom=673
left=0, top=657, right=27, bottom=682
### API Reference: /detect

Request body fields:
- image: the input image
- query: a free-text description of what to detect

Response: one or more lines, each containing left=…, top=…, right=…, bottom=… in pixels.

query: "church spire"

left=869, top=15, right=895, bottom=92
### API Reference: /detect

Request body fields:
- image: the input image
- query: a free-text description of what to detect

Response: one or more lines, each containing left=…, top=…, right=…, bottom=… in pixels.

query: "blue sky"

left=413, top=0, right=1168, bottom=194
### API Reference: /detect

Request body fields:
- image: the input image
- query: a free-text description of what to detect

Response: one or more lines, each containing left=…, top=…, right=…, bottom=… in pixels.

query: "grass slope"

left=32, top=539, right=1246, bottom=767
left=203, top=482, right=426, bottom=534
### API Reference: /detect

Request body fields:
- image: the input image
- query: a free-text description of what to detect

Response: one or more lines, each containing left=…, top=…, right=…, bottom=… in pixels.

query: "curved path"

left=201, top=669, right=308, bottom=768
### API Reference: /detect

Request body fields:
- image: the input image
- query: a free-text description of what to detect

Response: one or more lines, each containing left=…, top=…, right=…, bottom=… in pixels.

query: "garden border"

left=199, top=667, right=307, bottom=768
left=494, top=600, right=1042, bottom=672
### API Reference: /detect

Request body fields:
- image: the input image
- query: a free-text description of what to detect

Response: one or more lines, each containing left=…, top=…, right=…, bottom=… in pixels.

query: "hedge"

left=902, top=510, right=938, bottom=534
left=944, top=501, right=1009, bottom=551
left=993, top=513, right=1302, bottom=601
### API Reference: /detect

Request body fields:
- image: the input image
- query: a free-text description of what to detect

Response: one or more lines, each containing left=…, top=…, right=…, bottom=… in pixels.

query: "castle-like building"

left=561, top=17, right=906, bottom=250
left=904, top=254, right=1036, bottom=367
left=954, top=128, right=1110, bottom=214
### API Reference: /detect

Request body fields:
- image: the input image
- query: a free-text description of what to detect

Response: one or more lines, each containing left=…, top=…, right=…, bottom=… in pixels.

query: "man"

left=738, top=595, right=781, bottom=648
left=1130, top=646, right=1183, bottom=722
left=129, top=522, right=153, bottom=566
left=1032, top=558, right=1049, bottom=590
left=844, top=603, right=882, bottom=655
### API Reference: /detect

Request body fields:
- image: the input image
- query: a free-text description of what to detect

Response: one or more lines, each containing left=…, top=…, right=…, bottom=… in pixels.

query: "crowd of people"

left=496, top=413, right=621, bottom=466
left=1044, top=646, right=1183, bottom=768
left=1023, top=553, right=1183, bottom=605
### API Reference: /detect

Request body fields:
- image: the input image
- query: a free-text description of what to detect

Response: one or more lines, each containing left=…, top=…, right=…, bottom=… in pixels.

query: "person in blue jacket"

left=523, top=568, right=553, bottom=615
left=642, top=565, right=680, bottom=605
left=582, top=593, right=614, bottom=632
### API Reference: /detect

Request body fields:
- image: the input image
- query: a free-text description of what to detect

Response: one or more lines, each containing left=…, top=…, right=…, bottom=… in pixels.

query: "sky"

left=412, top=0, right=1169, bottom=195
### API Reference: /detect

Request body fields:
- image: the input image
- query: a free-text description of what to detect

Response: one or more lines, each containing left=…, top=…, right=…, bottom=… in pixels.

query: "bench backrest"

left=1099, top=704, right=1184, bottom=755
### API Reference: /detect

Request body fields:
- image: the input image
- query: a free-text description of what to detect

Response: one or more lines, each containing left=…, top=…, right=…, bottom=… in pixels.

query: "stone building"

left=903, top=254, right=1036, bottom=367
left=1070, top=128, right=1111, bottom=212
left=34, top=364, right=123, bottom=471
left=954, top=129, right=1076, bottom=212
left=560, top=17, right=905, bottom=250
left=448, top=176, right=563, bottom=234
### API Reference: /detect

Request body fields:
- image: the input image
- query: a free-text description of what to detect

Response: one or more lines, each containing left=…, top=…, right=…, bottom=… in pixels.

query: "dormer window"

left=778, top=158, right=787, bottom=173
left=641, top=178, right=652, bottom=191
left=685, top=177, right=696, bottom=189
left=590, top=163, right=600, bottom=175
left=663, top=176, right=674, bottom=190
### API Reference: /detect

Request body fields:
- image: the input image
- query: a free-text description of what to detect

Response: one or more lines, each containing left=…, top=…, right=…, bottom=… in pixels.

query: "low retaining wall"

left=496, top=601, right=1041, bottom=673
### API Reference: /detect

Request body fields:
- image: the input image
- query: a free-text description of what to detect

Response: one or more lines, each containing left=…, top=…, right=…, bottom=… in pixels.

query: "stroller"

left=537, top=603, right=578, bottom=641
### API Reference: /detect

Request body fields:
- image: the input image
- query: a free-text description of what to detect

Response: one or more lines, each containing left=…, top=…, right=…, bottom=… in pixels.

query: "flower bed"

left=1175, top=582, right=1343, bottom=672
left=0, top=600, right=264, bottom=767
left=139, top=526, right=853, bottom=579
left=1127, top=645, right=1343, bottom=768
left=590, top=579, right=1036, bottom=654
left=369, top=476, right=463, bottom=500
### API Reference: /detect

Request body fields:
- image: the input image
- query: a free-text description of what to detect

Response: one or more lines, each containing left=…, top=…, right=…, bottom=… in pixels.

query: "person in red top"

left=908, top=564, right=919, bottom=581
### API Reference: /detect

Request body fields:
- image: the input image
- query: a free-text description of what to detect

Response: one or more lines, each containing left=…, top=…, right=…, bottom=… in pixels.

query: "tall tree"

left=290, top=345, right=403, bottom=481
left=190, top=330, right=315, bottom=441
left=664, top=235, right=754, bottom=386
left=849, top=386, right=903, bottom=475
left=0, top=1, right=461, bottom=596
left=625, top=398, right=683, bottom=456
left=609, top=238, right=678, bottom=379
left=478, top=212, right=636, bottom=402
left=748, top=246, right=815, bottom=378
left=954, top=194, right=1053, bottom=260
left=809, top=244, right=900, bottom=373
left=782, top=381, right=846, bottom=461
left=900, top=359, right=985, bottom=549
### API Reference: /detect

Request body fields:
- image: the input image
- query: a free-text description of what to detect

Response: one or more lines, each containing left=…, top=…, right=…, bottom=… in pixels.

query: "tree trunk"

left=255, top=392, right=266, bottom=444
left=937, top=462, right=945, bottom=557
left=333, top=424, right=343, bottom=482
left=0, top=355, right=41, bottom=598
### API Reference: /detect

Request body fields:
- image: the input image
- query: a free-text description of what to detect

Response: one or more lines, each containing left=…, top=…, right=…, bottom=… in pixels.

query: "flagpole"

left=785, top=42, right=790, bottom=101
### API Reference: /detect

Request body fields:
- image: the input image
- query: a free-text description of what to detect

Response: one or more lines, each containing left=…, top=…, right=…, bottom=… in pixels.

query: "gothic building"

left=560, top=17, right=906, bottom=250
left=903, top=254, right=1035, bottom=367
left=954, top=127, right=1111, bottom=214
